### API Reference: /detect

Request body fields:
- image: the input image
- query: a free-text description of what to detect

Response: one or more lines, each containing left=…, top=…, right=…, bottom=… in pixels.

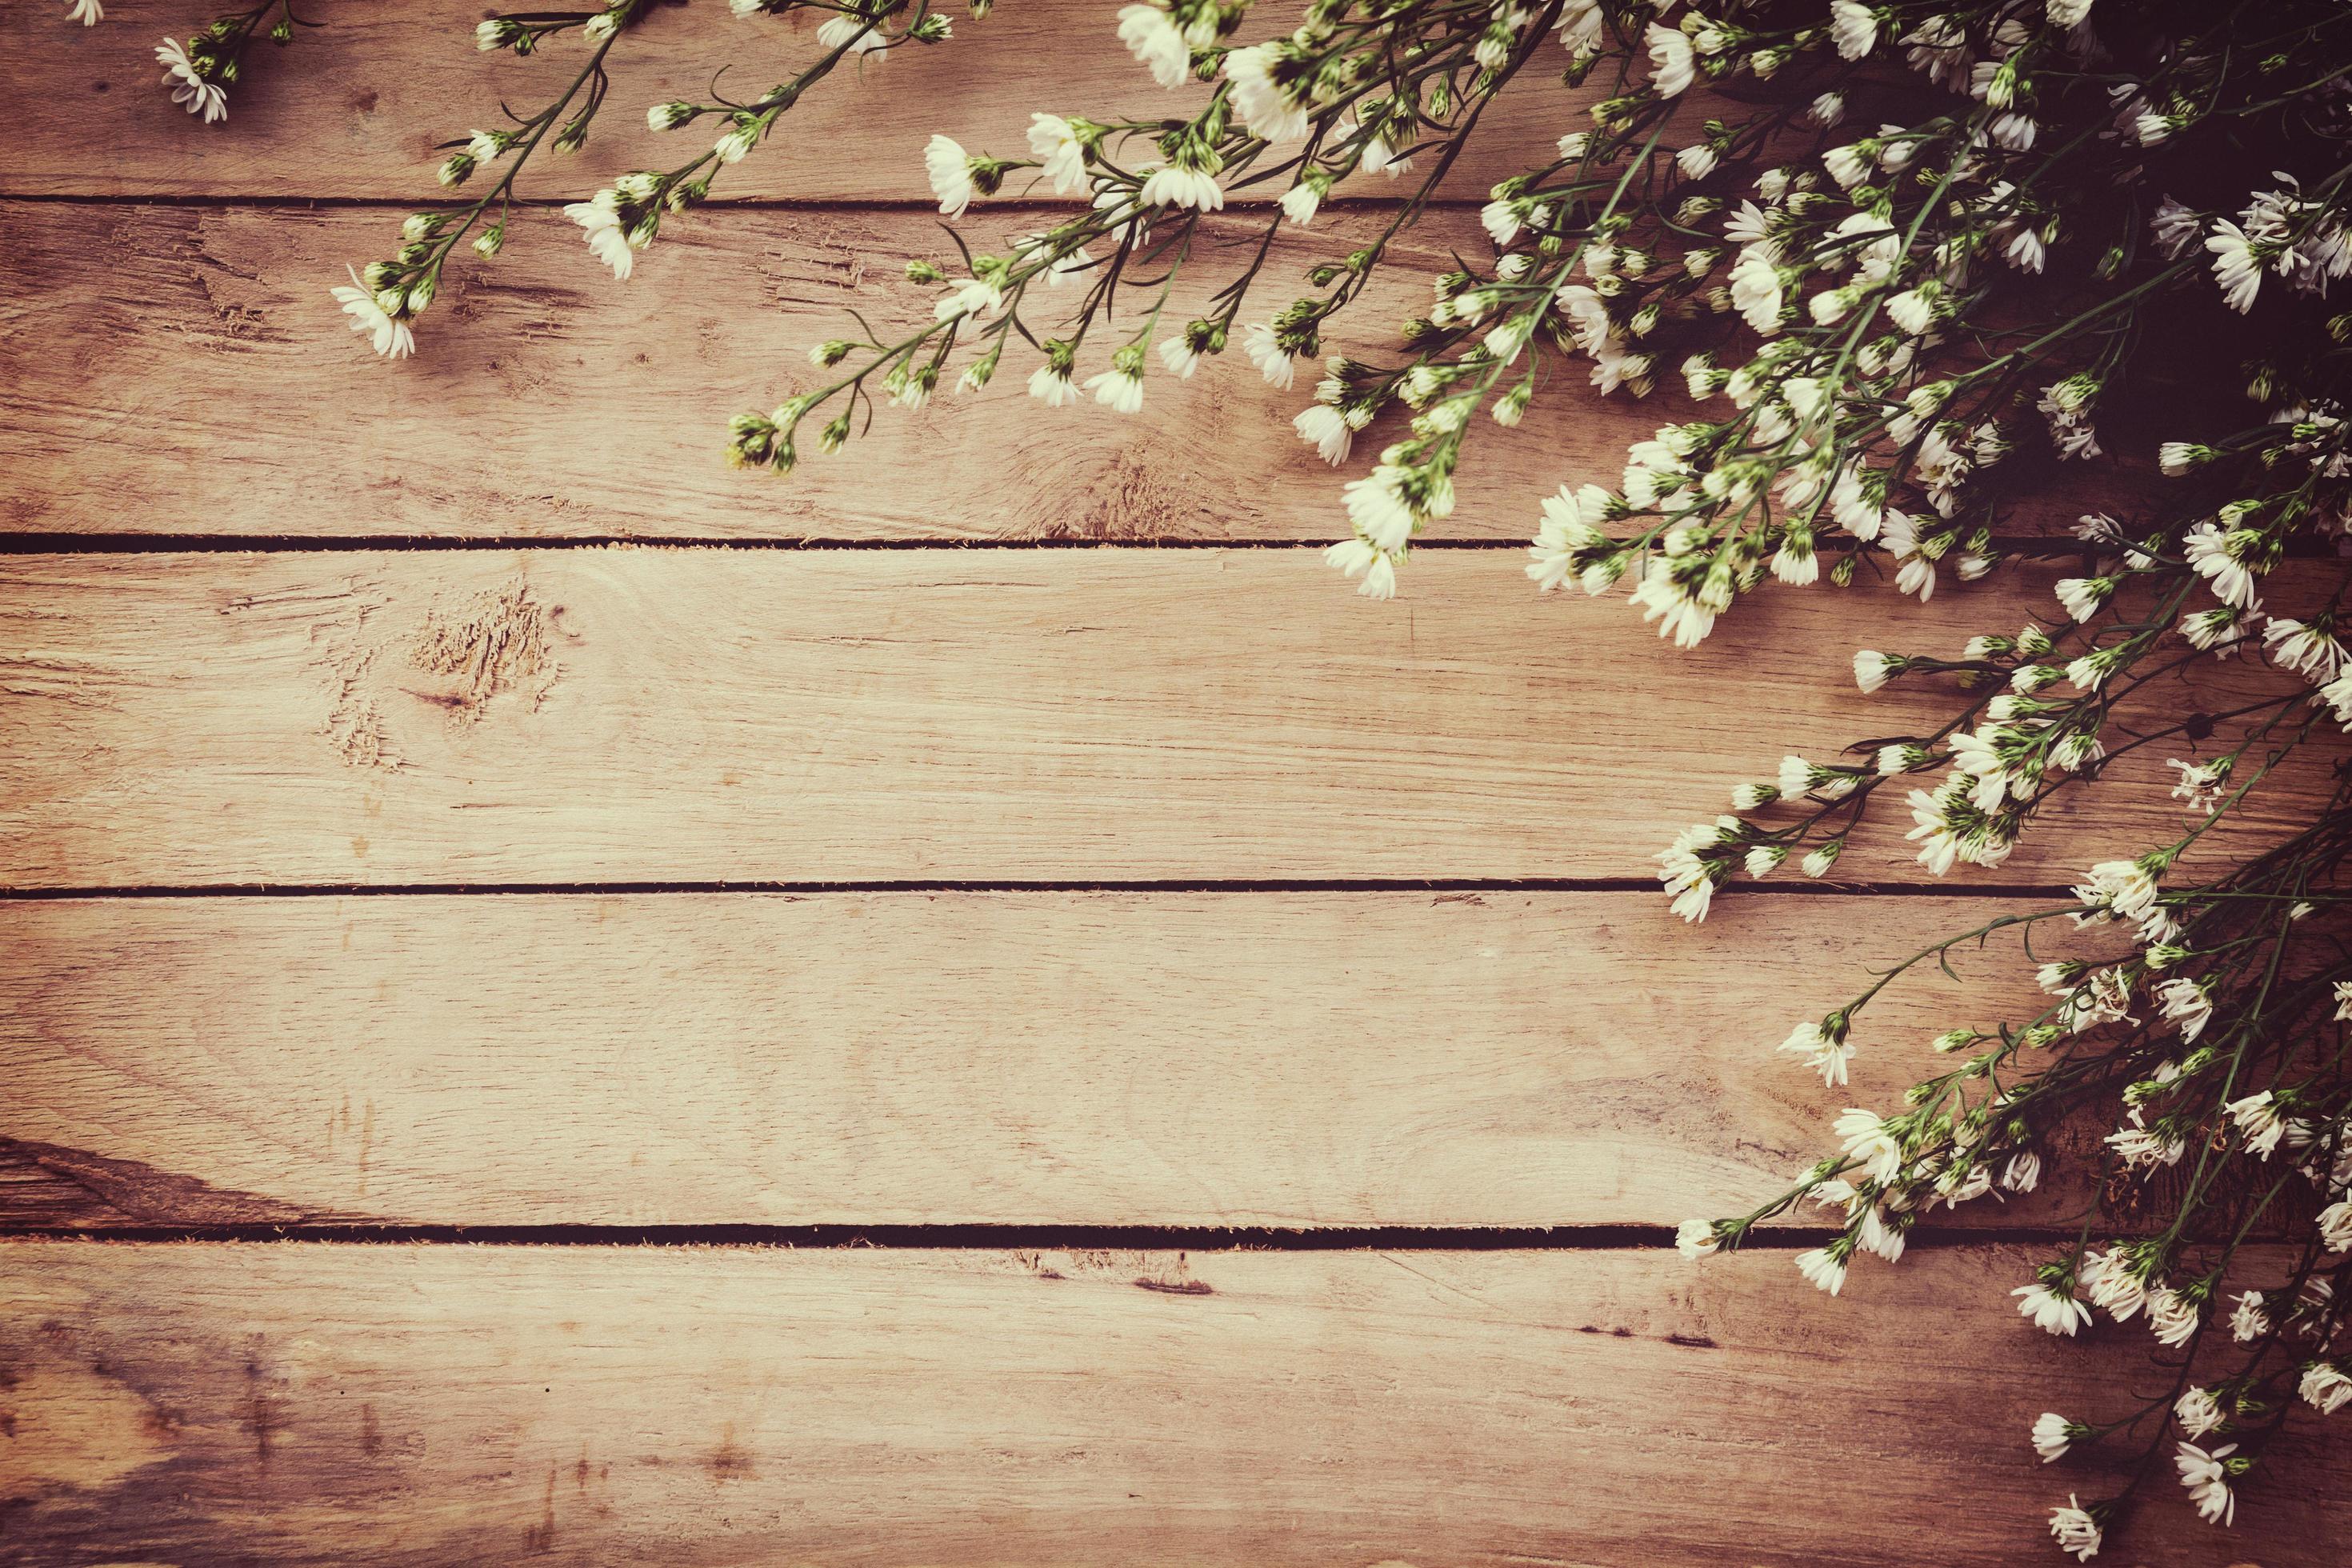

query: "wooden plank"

left=3, top=1241, right=2343, bottom=1566
left=0, top=890, right=2086, bottom=1230
left=2, top=0, right=1578, bottom=200
left=0, top=202, right=1642, bottom=544
left=0, top=201, right=2146, bottom=542
left=2, top=550, right=2320, bottom=888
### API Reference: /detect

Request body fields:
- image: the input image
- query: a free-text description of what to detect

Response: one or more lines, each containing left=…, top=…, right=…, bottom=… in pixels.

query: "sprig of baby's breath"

left=150, top=1, right=320, bottom=122
left=726, top=0, right=1563, bottom=488
left=325, top=0, right=979, bottom=360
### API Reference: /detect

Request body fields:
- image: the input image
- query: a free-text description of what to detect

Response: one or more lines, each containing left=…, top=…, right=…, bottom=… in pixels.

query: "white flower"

left=2323, top=668, right=2352, bottom=729
left=1857, top=1205, right=1905, bottom=1262
left=1674, top=1218, right=1720, bottom=1259
left=2302, top=1362, right=2352, bottom=1415
left=1085, top=367, right=1144, bottom=414
left=2082, top=1250, right=2148, bottom=1322
left=2001, top=1150, right=2042, bottom=1193
left=2151, top=197, right=2203, bottom=258
left=1557, top=0, right=1603, bottom=58
left=1853, top=650, right=1902, bottom=694
left=1356, top=122, right=1410, bottom=178
left=1027, top=365, right=1078, bottom=407
left=932, top=276, right=1004, bottom=322
left=1779, top=1019, right=1854, bottom=1087
left=1727, top=248, right=1783, bottom=334
left=1822, top=143, right=1871, bottom=190
left=67, top=0, right=103, bottom=23
left=2230, top=1290, right=2270, bottom=1343
left=2175, top=1386, right=2227, bottom=1439
left=1026, top=114, right=1090, bottom=195
left=924, top=134, right=976, bottom=218
left=2147, top=1287, right=2201, bottom=1347
left=815, top=13, right=889, bottom=54
left=1676, top=143, right=1718, bottom=181
left=563, top=192, right=646, bottom=281
left=2184, top=522, right=2262, bottom=609
left=2154, top=978, right=2214, bottom=1042
left=1794, top=1246, right=1848, bottom=1296
left=1553, top=282, right=1614, bottom=354
left=2226, top=1090, right=2286, bottom=1158
left=1222, top=43, right=1310, bottom=142
left=1990, top=112, right=2039, bottom=153
left=1294, top=405, right=1352, bottom=466
left=2049, top=0, right=2094, bottom=24
left=1658, top=817, right=1738, bottom=921
left=2206, top=220, right=2262, bottom=313
left=2263, top=618, right=2348, bottom=682
left=2174, top=1441, right=2237, bottom=1527
left=2075, top=859, right=2159, bottom=922
left=157, top=38, right=227, bottom=123
left=1829, top=0, right=1878, bottom=61
left=2014, top=1281, right=2092, bottom=1337
left=2320, top=1196, right=2352, bottom=1252
left=2048, top=1496, right=2102, bottom=1562
left=1723, top=199, right=1771, bottom=246
left=1138, top=162, right=1226, bottom=211
left=2030, top=1412, right=2077, bottom=1463
left=330, top=266, right=416, bottom=360
left=1280, top=180, right=1322, bottom=226
left=1243, top=323, right=1295, bottom=390
left=2167, top=758, right=2229, bottom=814
left=1834, top=1108, right=1902, bottom=1184
left=2107, top=1117, right=2186, bottom=1172
left=2158, top=440, right=2210, bottom=477
left=1325, top=536, right=1398, bottom=601
left=1156, top=336, right=1202, bottom=379
left=1886, top=287, right=1938, bottom=336
left=1116, top=3, right=1191, bottom=89
left=1645, top=22, right=1694, bottom=97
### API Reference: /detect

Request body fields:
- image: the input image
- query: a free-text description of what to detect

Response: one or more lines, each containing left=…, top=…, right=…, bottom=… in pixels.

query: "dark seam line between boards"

left=0, top=878, right=2081, bottom=901
left=0, top=1221, right=2098, bottom=1249
left=2, top=191, right=1495, bottom=211
left=0, top=533, right=2132, bottom=556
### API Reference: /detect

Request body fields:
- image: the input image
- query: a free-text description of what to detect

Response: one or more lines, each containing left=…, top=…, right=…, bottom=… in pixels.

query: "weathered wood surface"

left=0, top=201, right=2150, bottom=542
left=5, top=1241, right=2342, bottom=1566
left=4, top=0, right=1578, bottom=201
left=0, top=202, right=1650, bottom=544
left=2, top=550, right=2318, bottom=888
left=0, top=890, right=2082, bottom=1230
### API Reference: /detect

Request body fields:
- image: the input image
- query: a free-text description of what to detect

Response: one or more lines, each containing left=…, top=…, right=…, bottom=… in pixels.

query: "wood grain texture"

left=2, top=549, right=2324, bottom=889
left=6, top=1240, right=2346, bottom=1566
left=0, top=200, right=2150, bottom=542
left=0, top=890, right=2091, bottom=1230
left=2, top=0, right=1578, bottom=200
left=0, top=201, right=1649, bottom=544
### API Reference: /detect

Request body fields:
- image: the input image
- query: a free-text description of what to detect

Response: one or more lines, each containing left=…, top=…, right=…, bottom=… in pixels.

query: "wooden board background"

left=1, top=2, right=2342, bottom=1564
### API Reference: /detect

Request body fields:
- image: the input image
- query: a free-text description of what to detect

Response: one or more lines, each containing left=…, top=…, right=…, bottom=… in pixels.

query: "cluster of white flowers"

left=155, top=35, right=228, bottom=122
left=724, top=0, right=1551, bottom=482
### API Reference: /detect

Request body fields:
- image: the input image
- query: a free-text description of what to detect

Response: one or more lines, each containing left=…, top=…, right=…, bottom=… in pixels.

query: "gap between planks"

left=0, top=534, right=2116, bottom=555
left=0, top=1218, right=2115, bottom=1249
left=0, top=877, right=2085, bottom=900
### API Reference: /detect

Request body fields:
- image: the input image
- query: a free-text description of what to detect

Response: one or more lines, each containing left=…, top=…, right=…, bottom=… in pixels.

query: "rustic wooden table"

left=1, top=3, right=2345, bottom=1563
